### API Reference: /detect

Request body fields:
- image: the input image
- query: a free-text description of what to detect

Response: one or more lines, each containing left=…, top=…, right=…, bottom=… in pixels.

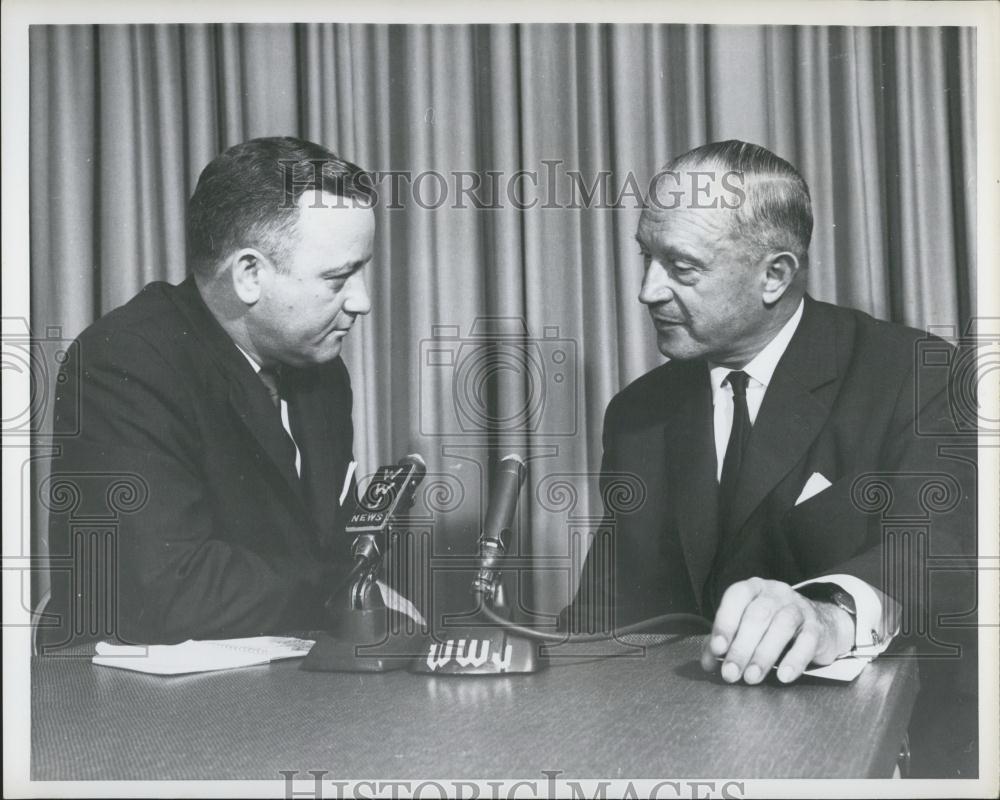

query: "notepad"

left=92, top=636, right=315, bottom=676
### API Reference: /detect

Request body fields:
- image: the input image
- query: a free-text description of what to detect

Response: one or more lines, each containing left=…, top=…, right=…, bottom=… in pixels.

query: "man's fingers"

left=700, top=645, right=718, bottom=673
left=776, top=623, right=822, bottom=683
left=743, top=605, right=803, bottom=684
left=711, top=578, right=763, bottom=655
left=719, top=594, right=775, bottom=682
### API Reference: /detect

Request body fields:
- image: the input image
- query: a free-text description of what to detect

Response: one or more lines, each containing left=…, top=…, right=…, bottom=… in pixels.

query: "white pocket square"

left=795, top=472, right=832, bottom=506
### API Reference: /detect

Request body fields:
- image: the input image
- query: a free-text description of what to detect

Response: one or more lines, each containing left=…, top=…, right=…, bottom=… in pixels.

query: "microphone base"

left=410, top=628, right=549, bottom=676
left=300, top=608, right=428, bottom=673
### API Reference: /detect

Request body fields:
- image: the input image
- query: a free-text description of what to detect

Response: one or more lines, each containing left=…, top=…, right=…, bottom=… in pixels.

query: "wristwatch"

left=798, top=582, right=857, bottom=619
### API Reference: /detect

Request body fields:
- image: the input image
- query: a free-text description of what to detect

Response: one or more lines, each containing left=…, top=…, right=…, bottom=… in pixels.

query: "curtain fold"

left=30, top=23, right=977, bottom=613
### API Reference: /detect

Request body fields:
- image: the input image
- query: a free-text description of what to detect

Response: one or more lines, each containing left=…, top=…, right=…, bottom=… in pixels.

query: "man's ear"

left=230, top=249, right=268, bottom=305
left=760, top=251, right=801, bottom=305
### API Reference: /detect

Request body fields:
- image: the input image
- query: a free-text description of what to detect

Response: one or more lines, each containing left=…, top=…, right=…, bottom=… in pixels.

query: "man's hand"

left=699, top=577, right=855, bottom=684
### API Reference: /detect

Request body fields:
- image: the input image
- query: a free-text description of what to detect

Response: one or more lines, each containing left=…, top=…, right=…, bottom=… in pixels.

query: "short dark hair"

left=658, top=140, right=813, bottom=263
left=186, top=136, right=375, bottom=274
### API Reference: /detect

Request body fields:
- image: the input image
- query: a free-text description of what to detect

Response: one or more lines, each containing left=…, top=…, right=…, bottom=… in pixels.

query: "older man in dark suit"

left=44, top=137, right=374, bottom=647
left=568, top=140, right=977, bottom=777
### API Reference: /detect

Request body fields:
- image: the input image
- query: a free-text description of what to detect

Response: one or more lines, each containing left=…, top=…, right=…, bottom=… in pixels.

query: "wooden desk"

left=31, top=636, right=917, bottom=780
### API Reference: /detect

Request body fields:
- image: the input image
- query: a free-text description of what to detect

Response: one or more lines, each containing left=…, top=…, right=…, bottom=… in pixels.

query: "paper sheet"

left=803, top=655, right=873, bottom=682
left=92, top=636, right=315, bottom=676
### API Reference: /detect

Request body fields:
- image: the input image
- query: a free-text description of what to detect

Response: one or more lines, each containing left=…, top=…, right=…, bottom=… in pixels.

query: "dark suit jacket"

left=568, top=296, right=977, bottom=692
left=43, top=277, right=357, bottom=647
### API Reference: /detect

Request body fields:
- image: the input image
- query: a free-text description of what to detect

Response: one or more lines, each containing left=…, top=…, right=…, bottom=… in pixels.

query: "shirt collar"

left=235, top=343, right=262, bottom=374
left=709, top=298, right=805, bottom=393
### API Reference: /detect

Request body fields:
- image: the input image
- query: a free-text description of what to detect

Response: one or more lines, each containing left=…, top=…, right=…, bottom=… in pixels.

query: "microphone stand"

left=302, top=541, right=427, bottom=673
left=411, top=455, right=548, bottom=676
left=410, top=569, right=549, bottom=676
left=302, top=458, right=430, bottom=673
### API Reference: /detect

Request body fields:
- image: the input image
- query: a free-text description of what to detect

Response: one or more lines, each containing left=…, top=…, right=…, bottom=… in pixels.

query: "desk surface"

left=32, top=636, right=917, bottom=780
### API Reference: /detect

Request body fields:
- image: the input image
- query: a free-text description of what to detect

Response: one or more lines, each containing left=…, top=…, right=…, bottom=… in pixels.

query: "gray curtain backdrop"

left=29, top=24, right=977, bottom=616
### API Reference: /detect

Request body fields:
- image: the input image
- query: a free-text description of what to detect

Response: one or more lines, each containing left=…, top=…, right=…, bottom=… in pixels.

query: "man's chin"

left=285, top=340, right=344, bottom=367
left=655, top=330, right=702, bottom=361
left=313, top=340, right=345, bottom=363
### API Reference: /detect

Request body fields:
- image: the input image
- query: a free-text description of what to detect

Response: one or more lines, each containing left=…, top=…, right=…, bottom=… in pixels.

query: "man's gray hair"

left=658, top=139, right=813, bottom=264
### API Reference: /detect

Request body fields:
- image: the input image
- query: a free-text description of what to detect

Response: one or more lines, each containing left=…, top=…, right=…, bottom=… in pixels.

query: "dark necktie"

left=258, top=367, right=282, bottom=410
left=718, top=370, right=751, bottom=523
left=258, top=367, right=301, bottom=478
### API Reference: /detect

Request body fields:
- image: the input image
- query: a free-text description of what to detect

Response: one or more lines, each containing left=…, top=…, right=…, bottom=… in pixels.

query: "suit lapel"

left=172, top=277, right=308, bottom=513
left=724, top=296, right=840, bottom=537
left=226, top=379, right=307, bottom=507
left=661, top=360, right=720, bottom=609
left=285, top=367, right=349, bottom=549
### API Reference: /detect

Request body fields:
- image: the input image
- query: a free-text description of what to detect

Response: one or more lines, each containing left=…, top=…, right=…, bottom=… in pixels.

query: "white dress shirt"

left=708, top=300, right=804, bottom=480
left=235, top=346, right=302, bottom=478
left=707, top=299, right=892, bottom=658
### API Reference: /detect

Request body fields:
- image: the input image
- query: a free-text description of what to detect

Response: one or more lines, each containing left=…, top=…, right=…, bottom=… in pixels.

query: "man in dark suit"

left=568, top=140, right=977, bottom=776
left=43, top=137, right=374, bottom=647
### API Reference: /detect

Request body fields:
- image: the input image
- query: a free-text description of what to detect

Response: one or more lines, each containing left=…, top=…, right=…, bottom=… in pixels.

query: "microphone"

left=303, top=453, right=428, bottom=673
left=471, top=454, right=527, bottom=602
left=345, top=453, right=426, bottom=570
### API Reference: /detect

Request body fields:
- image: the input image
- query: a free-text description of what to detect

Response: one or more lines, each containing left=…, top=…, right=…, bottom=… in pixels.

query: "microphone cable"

left=467, top=453, right=712, bottom=644
left=477, top=602, right=711, bottom=644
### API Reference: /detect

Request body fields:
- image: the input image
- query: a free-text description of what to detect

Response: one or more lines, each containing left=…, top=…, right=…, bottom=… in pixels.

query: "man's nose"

left=342, top=271, right=372, bottom=316
left=638, top=261, right=673, bottom=306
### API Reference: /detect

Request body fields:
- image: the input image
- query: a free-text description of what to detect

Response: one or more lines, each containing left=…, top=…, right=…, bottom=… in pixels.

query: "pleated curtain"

left=29, top=24, right=976, bottom=613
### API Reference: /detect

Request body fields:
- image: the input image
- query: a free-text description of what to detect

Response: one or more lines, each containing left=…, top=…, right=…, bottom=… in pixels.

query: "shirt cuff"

left=793, top=574, right=897, bottom=658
